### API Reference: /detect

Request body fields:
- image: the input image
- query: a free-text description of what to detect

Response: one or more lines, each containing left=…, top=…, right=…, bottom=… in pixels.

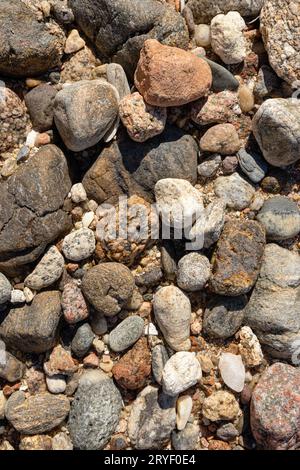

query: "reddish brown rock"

left=134, top=39, right=212, bottom=107
left=200, top=124, right=241, bottom=155
left=208, top=440, right=231, bottom=450
left=62, top=281, right=89, bottom=324
left=44, top=345, right=78, bottom=377
left=112, top=338, right=151, bottom=390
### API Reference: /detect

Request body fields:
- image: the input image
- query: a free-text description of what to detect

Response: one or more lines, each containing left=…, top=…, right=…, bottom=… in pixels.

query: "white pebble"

left=62, top=228, right=95, bottom=261
left=26, top=130, right=39, bottom=148
left=144, top=323, right=159, bottom=336
left=176, top=395, right=193, bottom=431
left=46, top=374, right=67, bottom=394
left=10, top=289, right=26, bottom=304
left=23, top=286, right=35, bottom=303
left=194, top=24, right=211, bottom=47
left=162, top=352, right=202, bottom=397
left=218, top=352, right=245, bottom=393
left=70, top=183, right=87, bottom=203
left=82, top=211, right=94, bottom=228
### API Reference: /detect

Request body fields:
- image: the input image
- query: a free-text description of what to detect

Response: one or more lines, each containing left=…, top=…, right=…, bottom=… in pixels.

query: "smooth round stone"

left=176, top=395, right=193, bottom=431
left=71, top=323, right=94, bottom=358
left=62, top=228, right=95, bottom=261
left=46, top=374, right=67, bottom=394
left=177, top=252, right=211, bottom=292
left=256, top=196, right=300, bottom=240
left=237, top=149, right=268, bottom=183
left=90, top=314, right=108, bottom=336
left=219, top=353, right=245, bottom=393
left=194, top=24, right=211, bottom=47
left=108, top=316, right=144, bottom=353
left=0, top=273, right=12, bottom=305
left=214, top=172, right=255, bottom=210
left=162, top=352, right=202, bottom=397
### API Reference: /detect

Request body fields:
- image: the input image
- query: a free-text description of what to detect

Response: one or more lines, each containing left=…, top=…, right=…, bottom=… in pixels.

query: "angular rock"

left=254, top=65, right=282, bottom=101
left=200, top=124, right=241, bottom=155
left=214, top=173, right=255, bottom=210
left=218, top=353, right=245, bottom=393
left=152, top=344, right=169, bottom=385
left=216, top=423, right=239, bottom=442
left=191, top=91, right=241, bottom=126
left=62, top=281, right=89, bottom=324
left=189, top=199, right=226, bottom=249
left=95, top=63, right=130, bottom=100
left=197, top=154, right=222, bottom=179
left=25, top=84, right=57, bottom=132
left=162, top=352, right=202, bottom=397
left=202, top=391, right=241, bottom=422
left=0, top=273, right=11, bottom=305
left=62, top=228, right=95, bottom=261
left=19, top=435, right=53, bottom=451
left=109, top=316, right=144, bottom=353
left=238, top=326, right=264, bottom=368
left=44, top=345, right=77, bottom=377
left=24, top=246, right=64, bottom=291
left=210, top=12, right=246, bottom=64
left=187, top=0, right=264, bottom=23
left=204, top=58, right=240, bottom=92
left=0, top=391, right=6, bottom=420
left=256, top=196, right=300, bottom=240
left=203, top=295, right=247, bottom=339
left=177, top=252, right=211, bottom=291
left=0, top=351, right=25, bottom=383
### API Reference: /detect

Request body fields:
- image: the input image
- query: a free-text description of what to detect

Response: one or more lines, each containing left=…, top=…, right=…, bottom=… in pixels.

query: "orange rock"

left=208, top=440, right=231, bottom=450
left=112, top=338, right=151, bottom=390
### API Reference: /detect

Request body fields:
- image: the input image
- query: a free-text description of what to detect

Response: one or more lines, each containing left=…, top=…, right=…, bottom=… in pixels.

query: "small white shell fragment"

left=219, top=352, right=245, bottom=393
left=176, top=395, right=193, bottom=431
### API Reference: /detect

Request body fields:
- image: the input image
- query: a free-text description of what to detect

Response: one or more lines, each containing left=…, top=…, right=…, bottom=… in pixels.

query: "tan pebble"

left=40, top=0, right=51, bottom=17
left=197, top=354, right=214, bottom=374
left=26, top=78, right=44, bottom=88
left=100, top=361, right=114, bottom=373
left=238, top=85, right=255, bottom=113
left=35, top=133, right=51, bottom=147
left=64, top=30, right=86, bottom=55
left=102, top=354, right=112, bottom=364
left=1, top=157, right=17, bottom=177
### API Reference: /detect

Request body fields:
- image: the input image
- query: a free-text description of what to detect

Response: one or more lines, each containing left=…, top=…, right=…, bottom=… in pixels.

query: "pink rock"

left=62, top=281, right=89, bottom=324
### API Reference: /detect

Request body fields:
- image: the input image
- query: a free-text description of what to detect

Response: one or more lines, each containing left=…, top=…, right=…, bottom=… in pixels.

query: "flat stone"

left=238, top=149, right=268, bottom=183
left=256, top=196, right=300, bottom=240
left=218, top=353, right=245, bottom=393
left=192, top=91, right=241, bottom=126
left=203, top=295, right=247, bottom=339
left=71, top=323, right=94, bottom=358
left=24, top=246, right=64, bottom=291
left=216, top=423, right=239, bottom=441
left=44, top=345, right=78, bottom=377
left=109, top=316, right=144, bottom=353
left=214, top=173, right=255, bottom=210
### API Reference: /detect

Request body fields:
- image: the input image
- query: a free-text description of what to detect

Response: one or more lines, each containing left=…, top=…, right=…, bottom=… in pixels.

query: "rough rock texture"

left=237, top=149, right=268, bottom=183
left=69, top=0, right=189, bottom=78
left=62, top=281, right=89, bottom=324
left=112, top=338, right=151, bottom=390
left=0, top=351, right=25, bottom=383
left=68, top=370, right=123, bottom=450
left=134, top=39, right=212, bottom=107
left=200, top=124, right=241, bottom=155
left=44, top=345, right=77, bottom=377
left=152, top=344, right=169, bottom=385
left=256, top=196, right=300, bottom=240
left=5, top=391, right=70, bottom=435
left=210, top=12, right=246, bottom=64
left=189, top=199, right=226, bottom=249
left=191, top=91, right=241, bottom=126
left=260, top=0, right=300, bottom=85
left=24, top=246, right=64, bottom=291
left=177, top=252, right=211, bottom=291
left=210, top=220, right=266, bottom=296
left=0, top=291, right=62, bottom=353
left=128, top=385, right=176, bottom=449
left=251, top=363, right=300, bottom=450
left=187, top=0, right=264, bottom=23
left=62, top=228, right=95, bottom=261
left=172, top=423, right=200, bottom=450
left=203, top=295, right=247, bottom=339
left=0, top=88, right=30, bottom=155
left=25, top=84, right=57, bottom=132
left=95, top=63, right=130, bottom=100
left=0, top=145, right=71, bottom=276
left=214, top=173, right=255, bottom=210
left=202, top=391, right=241, bottom=422
left=109, top=316, right=144, bottom=353
left=162, top=352, right=202, bottom=397
left=71, top=323, right=94, bottom=358
left=0, top=273, right=11, bottom=306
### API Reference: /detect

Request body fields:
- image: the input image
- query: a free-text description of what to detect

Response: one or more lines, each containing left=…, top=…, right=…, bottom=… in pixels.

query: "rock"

left=238, top=85, right=255, bottom=113
left=10, top=289, right=25, bottom=305
left=182, top=5, right=195, bottom=35
left=69, top=0, right=189, bottom=79
left=109, top=316, right=144, bottom=353
left=194, top=24, right=211, bottom=47
left=68, top=370, right=123, bottom=450
left=95, top=63, right=130, bottom=100
left=261, top=176, right=281, bottom=194
left=5, top=392, right=70, bottom=435
left=46, top=375, right=67, bottom=394
left=82, top=126, right=198, bottom=205
left=203, top=295, right=247, bottom=339
left=44, top=345, right=77, bottom=377
left=81, top=263, right=135, bottom=316
left=0, top=391, right=6, bottom=420
left=70, top=183, right=87, bottom=204
left=54, top=80, right=119, bottom=152
left=200, top=124, right=241, bottom=155
left=209, top=220, right=266, bottom=296
left=135, top=267, right=163, bottom=288
left=90, top=314, right=108, bottom=336
left=152, top=344, right=169, bottom=385
left=172, top=423, right=200, bottom=450
left=135, top=39, right=212, bottom=107
left=112, top=338, right=151, bottom=390
left=189, top=199, right=226, bottom=249
left=238, top=326, right=264, bottom=368
left=244, top=244, right=300, bottom=360
left=187, top=0, right=264, bottom=24
left=0, top=291, right=61, bottom=353
left=210, top=12, right=246, bottom=65
left=237, top=149, right=268, bottom=183
left=0, top=350, right=25, bottom=383
left=64, top=29, right=85, bottom=54
left=202, top=391, right=241, bottom=422
left=202, top=58, right=239, bottom=92
left=252, top=98, right=300, bottom=167
left=216, top=423, right=239, bottom=441
left=119, top=92, right=166, bottom=142
left=25, top=84, right=57, bottom=132
left=24, top=246, right=64, bottom=291
left=62, top=228, right=95, bottom=261
left=254, top=65, right=281, bottom=101
left=197, top=154, right=222, bottom=179
left=260, top=0, right=300, bottom=85
left=176, top=395, right=193, bottom=431
left=222, top=156, right=239, bottom=174
left=19, top=435, right=53, bottom=451
left=0, top=0, right=65, bottom=77
left=153, top=286, right=191, bottom=351
left=52, top=432, right=73, bottom=451
left=155, top=178, right=204, bottom=229
left=71, top=323, right=94, bottom=358
left=219, top=353, right=245, bottom=393
left=177, top=253, right=211, bottom=291
left=128, top=385, right=176, bottom=449
left=162, top=352, right=202, bottom=397
left=192, top=91, right=241, bottom=126
left=0, top=273, right=11, bottom=305
left=0, top=145, right=71, bottom=276
left=256, top=196, right=300, bottom=240
left=251, top=363, right=300, bottom=449
left=214, top=173, right=255, bottom=210
left=62, top=281, right=89, bottom=324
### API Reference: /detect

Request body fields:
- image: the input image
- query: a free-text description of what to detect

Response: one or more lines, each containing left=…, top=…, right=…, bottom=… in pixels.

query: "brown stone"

left=208, top=440, right=231, bottom=450
left=62, top=281, right=89, bottom=324
left=44, top=345, right=78, bottom=377
left=19, top=435, right=53, bottom=451
left=200, top=124, right=241, bottom=155
left=112, top=338, right=151, bottom=390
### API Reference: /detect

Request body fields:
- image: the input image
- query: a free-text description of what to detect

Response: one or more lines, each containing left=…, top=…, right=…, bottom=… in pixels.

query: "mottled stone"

left=238, top=149, right=268, bottom=183
left=44, top=345, right=77, bottom=377
left=0, top=273, right=11, bottom=305
left=192, top=91, right=241, bottom=125
left=172, top=423, right=200, bottom=450
left=203, top=295, right=247, bottom=339
left=109, top=316, right=144, bottom=353
left=152, top=344, right=169, bottom=385
left=0, top=350, right=25, bottom=383
left=24, top=246, right=64, bottom=291
left=238, top=326, right=264, bottom=368
left=211, top=12, right=246, bottom=65
left=177, top=252, right=211, bottom=291
left=71, top=323, right=94, bottom=358
left=214, top=173, right=255, bottom=210
left=62, top=228, right=95, bottom=261
left=200, top=124, right=241, bottom=155
left=162, top=352, right=202, bottom=397
left=202, top=391, right=241, bottom=422
left=19, top=435, right=53, bottom=451
left=62, top=281, right=89, bottom=324
left=187, top=0, right=264, bottom=24
left=256, top=196, right=300, bottom=240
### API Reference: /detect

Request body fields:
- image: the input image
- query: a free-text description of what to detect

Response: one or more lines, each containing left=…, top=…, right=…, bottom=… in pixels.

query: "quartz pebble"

left=210, top=12, right=247, bottom=65
left=64, top=29, right=85, bottom=54
left=70, top=183, right=87, bottom=203
left=194, top=24, right=211, bottom=47
left=218, top=353, right=245, bottom=393
left=162, top=352, right=202, bottom=397
left=176, top=395, right=193, bottom=431
left=62, top=228, right=95, bottom=261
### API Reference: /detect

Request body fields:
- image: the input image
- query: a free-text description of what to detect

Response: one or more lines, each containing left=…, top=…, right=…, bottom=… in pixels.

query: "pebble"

left=197, top=354, right=214, bottom=374
left=238, top=85, right=255, bottom=113
left=152, top=344, right=169, bottom=385
left=62, top=228, right=95, bottom=261
left=189, top=198, right=226, bottom=249
left=203, top=295, right=247, bottom=339
left=200, top=124, right=241, bottom=155
left=162, top=352, right=202, bottom=397
left=197, top=154, right=221, bottom=178
left=210, top=12, right=247, bottom=64
left=10, top=289, right=26, bottom=304
left=70, top=183, right=87, bottom=203
left=237, top=149, right=268, bottom=183
left=109, top=316, right=145, bottom=353
left=19, top=435, right=52, bottom=451
left=176, top=395, right=193, bottom=431
left=71, top=323, right=94, bottom=358
left=46, top=374, right=67, bottom=394
left=172, top=423, right=200, bottom=450
left=0, top=391, right=6, bottom=420
left=64, top=29, right=85, bottom=54
left=214, top=173, right=255, bottom=210
left=95, top=63, right=130, bottom=101
left=16, top=145, right=30, bottom=163
left=202, top=58, right=239, bottom=92
left=44, top=344, right=78, bottom=377
left=216, top=423, right=239, bottom=441
left=192, top=90, right=241, bottom=126
left=261, top=176, right=281, bottom=194
left=202, top=391, right=241, bottom=422
left=219, top=353, right=245, bottom=393
left=222, top=155, right=238, bottom=174
left=177, top=252, right=211, bottom=291
left=24, top=246, right=64, bottom=291
left=0, top=350, right=25, bottom=383
left=0, top=272, right=12, bottom=305
left=256, top=196, right=300, bottom=240
left=194, top=24, right=211, bottom=47
left=62, top=281, right=89, bottom=324
left=0, top=87, right=29, bottom=154
left=25, top=84, right=57, bottom=132
left=254, top=65, right=281, bottom=101
left=1, top=158, right=18, bottom=178
left=52, top=432, right=73, bottom=451
left=238, top=326, right=264, bottom=368
left=82, top=211, right=94, bottom=228
left=90, top=314, right=108, bottom=336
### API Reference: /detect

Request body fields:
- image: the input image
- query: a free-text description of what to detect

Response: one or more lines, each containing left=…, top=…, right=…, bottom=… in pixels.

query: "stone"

left=54, top=80, right=119, bottom=152
left=209, top=220, right=266, bottom=296
left=203, top=295, right=247, bottom=339
left=210, top=12, right=246, bottom=64
left=10, top=289, right=25, bottom=305
left=187, top=0, right=264, bottom=24
left=254, top=65, right=281, bottom=101
left=194, top=24, right=211, bottom=47
left=176, top=395, right=193, bottom=431
left=192, top=91, right=241, bottom=126
left=62, top=281, right=89, bottom=324
left=237, top=149, right=268, bottom=183
left=0, top=88, right=30, bottom=155
left=200, top=124, right=241, bottom=155
left=70, top=183, right=87, bottom=204
left=214, top=173, right=255, bottom=210
left=182, top=5, right=195, bottom=35
left=24, top=246, right=64, bottom=291
left=46, top=375, right=67, bottom=394
left=82, top=126, right=198, bottom=205
left=52, top=2, right=74, bottom=24
left=202, top=391, right=241, bottom=422
left=0, top=350, right=25, bottom=383
left=238, top=326, right=263, bottom=368
left=90, top=314, right=108, bottom=336
left=238, top=85, right=255, bottom=113
left=152, top=344, right=169, bottom=385
left=202, top=58, right=239, bottom=92
left=135, top=267, right=163, bottom=288
left=0, top=391, right=6, bottom=420
left=162, top=352, right=202, bottom=397
left=69, top=0, right=189, bottom=79
left=128, top=385, right=176, bottom=449
left=244, top=244, right=300, bottom=360
left=19, top=435, right=53, bottom=451
left=62, top=228, right=95, bottom=261
left=177, top=253, right=211, bottom=291
left=0, top=0, right=65, bottom=77
left=135, top=39, right=212, bottom=107
left=172, top=423, right=200, bottom=450
left=44, top=345, right=77, bottom=377
left=52, top=432, right=73, bottom=451
left=218, top=353, right=245, bottom=393
left=189, top=199, right=226, bottom=249
left=82, top=263, right=135, bottom=316
left=197, top=354, right=214, bottom=374
left=119, top=92, right=167, bottom=142
left=112, top=337, right=151, bottom=390
left=25, top=84, right=57, bottom=132
left=0, top=291, right=61, bottom=353
left=260, top=0, right=300, bottom=85
left=216, top=423, right=239, bottom=441
left=256, top=196, right=300, bottom=240
left=71, top=323, right=94, bottom=358
left=197, top=154, right=222, bottom=179
left=94, top=63, right=130, bottom=100
left=261, top=176, right=282, bottom=194
left=64, top=29, right=85, bottom=54
left=252, top=98, right=300, bottom=167
left=5, top=392, right=70, bottom=435
left=153, top=286, right=191, bottom=351
left=0, top=145, right=71, bottom=276
left=0, top=273, right=11, bottom=305
left=68, top=370, right=123, bottom=450
left=109, top=316, right=144, bottom=353
left=222, top=156, right=238, bottom=174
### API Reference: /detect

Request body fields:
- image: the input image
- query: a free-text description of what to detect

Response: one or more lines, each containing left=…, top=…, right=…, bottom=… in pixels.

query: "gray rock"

left=203, top=58, right=239, bottom=92
left=24, top=246, right=65, bottom=291
left=109, top=316, right=144, bottom=353
left=25, top=84, right=57, bottom=132
left=203, top=295, right=247, bottom=339
left=46, top=375, right=67, bottom=394
left=152, top=344, right=169, bottom=385
left=135, top=267, right=163, bottom=288
left=68, top=370, right=123, bottom=450
left=177, top=253, right=211, bottom=292
left=54, top=80, right=119, bottom=151
left=0, top=350, right=25, bottom=383
left=187, top=0, right=264, bottom=23
left=252, top=98, right=300, bottom=167
left=172, top=423, right=200, bottom=450
left=160, top=242, right=177, bottom=280
left=214, top=173, right=255, bottom=210
left=217, top=423, right=239, bottom=441
left=95, top=63, right=130, bottom=100
left=197, top=154, right=222, bottom=178
left=71, top=323, right=94, bottom=358
left=0, top=291, right=62, bottom=353
left=189, top=199, right=226, bottom=249
left=62, top=228, right=95, bottom=262
left=90, top=314, right=108, bottom=336
left=238, top=149, right=268, bottom=183
left=0, top=273, right=11, bottom=305
left=128, top=385, right=176, bottom=449
left=52, top=2, right=74, bottom=24
left=256, top=196, right=300, bottom=240
left=254, top=65, right=282, bottom=101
